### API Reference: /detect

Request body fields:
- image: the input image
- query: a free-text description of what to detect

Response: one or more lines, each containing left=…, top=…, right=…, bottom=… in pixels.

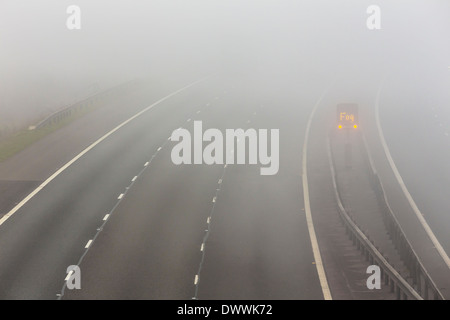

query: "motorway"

left=0, top=76, right=327, bottom=299
left=0, top=73, right=449, bottom=299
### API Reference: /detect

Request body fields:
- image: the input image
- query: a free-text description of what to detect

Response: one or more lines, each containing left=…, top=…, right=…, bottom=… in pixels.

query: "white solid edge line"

left=302, top=88, right=332, bottom=300
left=375, top=82, right=450, bottom=269
left=0, top=77, right=208, bottom=227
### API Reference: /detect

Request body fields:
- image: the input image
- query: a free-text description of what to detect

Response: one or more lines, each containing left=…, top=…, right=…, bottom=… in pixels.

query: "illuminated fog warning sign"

left=337, top=103, right=359, bottom=129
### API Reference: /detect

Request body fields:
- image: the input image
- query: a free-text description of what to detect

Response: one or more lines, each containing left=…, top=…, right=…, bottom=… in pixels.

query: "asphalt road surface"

left=0, top=76, right=327, bottom=299
left=0, top=73, right=449, bottom=300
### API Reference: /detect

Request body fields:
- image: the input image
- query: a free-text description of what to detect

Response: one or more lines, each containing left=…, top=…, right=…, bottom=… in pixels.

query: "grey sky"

left=0, top=1, right=449, bottom=127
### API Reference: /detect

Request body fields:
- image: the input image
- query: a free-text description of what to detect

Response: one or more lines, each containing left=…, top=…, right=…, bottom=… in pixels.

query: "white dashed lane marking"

left=57, top=80, right=213, bottom=300
left=85, top=240, right=93, bottom=249
left=64, top=271, right=73, bottom=281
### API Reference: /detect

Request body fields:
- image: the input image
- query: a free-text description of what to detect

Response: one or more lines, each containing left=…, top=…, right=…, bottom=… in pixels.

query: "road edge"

left=374, top=80, right=450, bottom=270
left=302, top=87, right=333, bottom=300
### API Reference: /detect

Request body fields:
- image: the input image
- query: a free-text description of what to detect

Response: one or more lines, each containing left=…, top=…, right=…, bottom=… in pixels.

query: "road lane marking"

left=0, top=77, right=207, bottom=227
left=375, top=82, right=450, bottom=269
left=302, top=87, right=333, bottom=300
left=64, top=271, right=73, bottom=281
left=85, top=240, right=93, bottom=249
left=193, top=166, right=227, bottom=299
left=194, top=275, right=199, bottom=285
left=144, top=161, right=149, bottom=167
left=118, top=193, right=124, bottom=200
left=157, top=147, right=162, bottom=152
left=103, top=214, right=110, bottom=221
left=218, top=179, right=222, bottom=184
left=212, top=196, right=216, bottom=203
left=132, top=176, right=137, bottom=182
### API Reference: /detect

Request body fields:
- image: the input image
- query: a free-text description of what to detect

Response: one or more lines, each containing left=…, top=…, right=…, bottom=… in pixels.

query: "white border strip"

left=0, top=77, right=207, bottom=227
left=375, top=82, right=450, bottom=269
left=302, top=89, right=332, bottom=300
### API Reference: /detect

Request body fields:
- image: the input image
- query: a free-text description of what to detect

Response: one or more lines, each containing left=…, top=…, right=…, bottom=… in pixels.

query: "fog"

left=0, top=0, right=449, bottom=131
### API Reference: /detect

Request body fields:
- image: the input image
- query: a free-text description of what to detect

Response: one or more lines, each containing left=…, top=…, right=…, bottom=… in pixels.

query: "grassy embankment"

left=0, top=98, right=102, bottom=162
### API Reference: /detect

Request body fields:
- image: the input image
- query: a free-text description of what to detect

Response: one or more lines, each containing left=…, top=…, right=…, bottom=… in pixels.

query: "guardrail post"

left=416, top=270, right=422, bottom=296
left=424, top=280, right=429, bottom=300
left=411, top=260, right=416, bottom=286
